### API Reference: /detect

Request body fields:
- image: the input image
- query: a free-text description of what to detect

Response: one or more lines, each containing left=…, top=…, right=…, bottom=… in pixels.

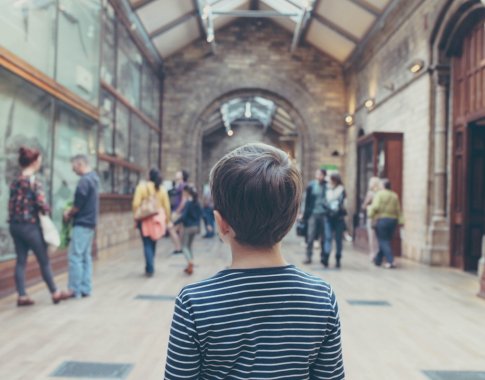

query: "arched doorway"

left=432, top=1, right=485, bottom=271
left=192, top=89, right=310, bottom=187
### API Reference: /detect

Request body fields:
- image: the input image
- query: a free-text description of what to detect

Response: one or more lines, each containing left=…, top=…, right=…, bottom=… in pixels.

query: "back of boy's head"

left=210, top=143, right=302, bottom=248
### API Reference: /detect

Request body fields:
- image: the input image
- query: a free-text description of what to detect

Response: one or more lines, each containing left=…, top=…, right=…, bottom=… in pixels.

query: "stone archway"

left=191, top=88, right=311, bottom=187
left=427, top=0, right=485, bottom=268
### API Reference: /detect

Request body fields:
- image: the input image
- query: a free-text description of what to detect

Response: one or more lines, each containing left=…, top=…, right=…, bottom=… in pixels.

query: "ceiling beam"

left=290, top=1, right=315, bottom=52
left=195, top=0, right=217, bottom=52
left=149, top=10, right=197, bottom=39
left=300, top=0, right=320, bottom=42
left=192, top=0, right=206, bottom=37
left=313, top=12, right=359, bottom=44
left=347, top=0, right=380, bottom=17
left=131, top=0, right=158, bottom=11
left=212, top=10, right=298, bottom=18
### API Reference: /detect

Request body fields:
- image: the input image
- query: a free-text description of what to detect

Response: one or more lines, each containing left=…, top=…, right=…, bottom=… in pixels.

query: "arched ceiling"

left=128, top=0, right=393, bottom=63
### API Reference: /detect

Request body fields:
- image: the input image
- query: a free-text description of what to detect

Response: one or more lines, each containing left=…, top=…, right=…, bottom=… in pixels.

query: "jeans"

left=374, top=218, right=397, bottom=265
left=10, top=223, right=57, bottom=296
left=202, top=207, right=215, bottom=236
left=306, top=213, right=326, bottom=260
left=68, top=226, right=94, bottom=297
left=141, top=235, right=157, bottom=274
left=182, top=226, right=199, bottom=261
left=323, top=217, right=345, bottom=263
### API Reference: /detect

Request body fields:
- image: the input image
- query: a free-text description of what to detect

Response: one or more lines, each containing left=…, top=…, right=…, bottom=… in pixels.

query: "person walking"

left=169, top=170, right=189, bottom=254
left=173, top=185, right=202, bottom=275
left=132, top=169, right=171, bottom=277
left=201, top=184, right=215, bottom=238
left=8, top=147, right=64, bottom=306
left=62, top=155, right=99, bottom=298
left=368, top=178, right=404, bottom=269
left=302, top=169, right=328, bottom=265
left=323, top=173, right=347, bottom=268
left=362, top=176, right=382, bottom=261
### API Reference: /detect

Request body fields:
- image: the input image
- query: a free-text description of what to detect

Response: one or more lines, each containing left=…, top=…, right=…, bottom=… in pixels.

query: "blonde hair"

left=368, top=177, right=381, bottom=192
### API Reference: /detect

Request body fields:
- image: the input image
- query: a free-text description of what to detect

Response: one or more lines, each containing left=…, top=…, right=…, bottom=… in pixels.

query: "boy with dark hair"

left=164, top=143, right=344, bottom=380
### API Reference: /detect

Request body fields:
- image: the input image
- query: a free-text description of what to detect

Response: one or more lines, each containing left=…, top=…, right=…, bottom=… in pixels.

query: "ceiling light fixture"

left=364, top=98, right=375, bottom=110
left=227, top=129, right=234, bottom=137
left=408, top=59, right=425, bottom=74
left=207, top=31, right=214, bottom=43
left=344, top=114, right=354, bottom=126
left=244, top=102, right=252, bottom=118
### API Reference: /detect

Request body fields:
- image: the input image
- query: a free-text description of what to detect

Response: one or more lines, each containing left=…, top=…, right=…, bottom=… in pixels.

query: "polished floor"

left=0, top=233, right=484, bottom=380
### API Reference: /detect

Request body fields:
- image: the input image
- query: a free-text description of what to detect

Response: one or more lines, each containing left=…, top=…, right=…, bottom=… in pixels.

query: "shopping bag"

left=39, top=214, right=61, bottom=248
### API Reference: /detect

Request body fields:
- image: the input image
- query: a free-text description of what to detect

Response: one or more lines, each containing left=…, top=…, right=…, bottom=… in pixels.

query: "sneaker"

left=302, top=259, right=312, bottom=265
left=384, top=263, right=396, bottom=269
left=172, top=250, right=183, bottom=255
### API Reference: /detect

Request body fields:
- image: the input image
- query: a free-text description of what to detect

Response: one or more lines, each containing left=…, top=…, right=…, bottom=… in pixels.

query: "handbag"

left=39, top=214, right=61, bottom=248
left=141, top=208, right=167, bottom=241
left=134, top=183, right=160, bottom=221
left=296, top=218, right=307, bottom=237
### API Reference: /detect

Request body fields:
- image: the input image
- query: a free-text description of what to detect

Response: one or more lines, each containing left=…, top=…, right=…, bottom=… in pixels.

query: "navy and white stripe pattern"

left=164, top=265, right=344, bottom=379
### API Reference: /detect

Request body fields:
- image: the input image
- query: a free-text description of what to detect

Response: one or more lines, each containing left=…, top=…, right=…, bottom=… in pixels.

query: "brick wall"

left=162, top=18, right=346, bottom=186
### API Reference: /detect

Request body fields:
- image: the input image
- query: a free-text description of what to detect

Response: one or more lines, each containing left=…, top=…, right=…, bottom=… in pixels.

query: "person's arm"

left=160, top=188, right=172, bottom=223
left=174, top=202, right=189, bottom=226
left=367, top=191, right=381, bottom=220
left=303, top=185, right=312, bottom=220
left=33, top=179, right=51, bottom=215
left=132, top=183, right=145, bottom=214
left=164, top=295, right=201, bottom=380
left=362, top=191, right=373, bottom=210
left=310, top=290, right=345, bottom=379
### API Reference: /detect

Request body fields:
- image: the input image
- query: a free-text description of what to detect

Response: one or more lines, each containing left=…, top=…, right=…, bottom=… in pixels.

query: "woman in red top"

left=8, top=147, right=64, bottom=306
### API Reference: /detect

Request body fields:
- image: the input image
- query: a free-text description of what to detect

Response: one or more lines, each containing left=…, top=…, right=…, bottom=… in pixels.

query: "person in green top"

left=367, top=178, right=404, bottom=268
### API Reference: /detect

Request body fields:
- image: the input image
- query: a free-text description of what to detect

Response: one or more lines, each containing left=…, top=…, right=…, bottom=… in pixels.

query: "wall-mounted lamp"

left=408, top=59, right=425, bottom=74
left=207, top=32, right=215, bottom=43
left=227, top=129, right=234, bottom=137
left=364, top=98, right=375, bottom=111
left=344, top=113, right=354, bottom=126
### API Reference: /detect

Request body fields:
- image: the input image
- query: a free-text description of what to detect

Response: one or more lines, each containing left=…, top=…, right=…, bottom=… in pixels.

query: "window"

left=99, top=91, right=115, bottom=155
left=51, top=106, right=97, bottom=230
left=141, top=62, right=160, bottom=123
left=130, top=114, right=150, bottom=168
left=115, top=102, right=130, bottom=160
left=56, top=0, right=101, bottom=105
left=0, top=0, right=56, bottom=77
left=117, top=24, right=142, bottom=107
left=101, top=2, right=116, bottom=86
left=0, top=69, right=53, bottom=261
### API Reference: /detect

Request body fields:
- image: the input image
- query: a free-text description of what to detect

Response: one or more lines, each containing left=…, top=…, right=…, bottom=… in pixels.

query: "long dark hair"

left=149, top=168, right=162, bottom=190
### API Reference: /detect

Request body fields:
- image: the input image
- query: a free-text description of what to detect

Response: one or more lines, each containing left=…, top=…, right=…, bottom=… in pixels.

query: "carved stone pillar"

left=425, top=69, right=450, bottom=266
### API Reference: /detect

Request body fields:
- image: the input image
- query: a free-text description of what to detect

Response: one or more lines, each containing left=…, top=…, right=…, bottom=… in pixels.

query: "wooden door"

left=450, top=19, right=485, bottom=269
left=466, top=124, right=485, bottom=271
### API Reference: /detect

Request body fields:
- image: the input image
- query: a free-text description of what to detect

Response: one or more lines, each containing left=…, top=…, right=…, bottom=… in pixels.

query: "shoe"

left=17, top=298, right=35, bottom=307
left=336, top=260, right=341, bottom=269
left=59, top=290, right=76, bottom=300
left=302, top=259, right=312, bottom=265
left=145, top=272, right=154, bottom=278
left=184, top=263, right=194, bottom=275
left=172, top=250, right=183, bottom=255
left=81, top=293, right=90, bottom=298
left=321, top=258, right=329, bottom=268
left=384, top=263, right=396, bottom=269
left=52, top=291, right=65, bottom=304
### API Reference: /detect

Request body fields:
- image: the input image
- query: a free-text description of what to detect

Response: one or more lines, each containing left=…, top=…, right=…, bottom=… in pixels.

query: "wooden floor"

left=0, top=233, right=484, bottom=380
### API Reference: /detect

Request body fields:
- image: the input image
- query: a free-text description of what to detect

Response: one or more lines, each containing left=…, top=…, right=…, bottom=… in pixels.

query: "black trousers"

left=9, top=223, right=57, bottom=296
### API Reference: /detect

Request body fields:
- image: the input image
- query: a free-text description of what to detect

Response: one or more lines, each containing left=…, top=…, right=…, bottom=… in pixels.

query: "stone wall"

left=162, top=18, right=346, bottom=186
left=344, top=0, right=468, bottom=264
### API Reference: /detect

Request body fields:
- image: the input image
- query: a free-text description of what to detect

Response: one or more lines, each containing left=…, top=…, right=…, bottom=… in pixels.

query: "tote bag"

left=141, top=208, right=167, bottom=241
left=39, top=214, right=61, bottom=248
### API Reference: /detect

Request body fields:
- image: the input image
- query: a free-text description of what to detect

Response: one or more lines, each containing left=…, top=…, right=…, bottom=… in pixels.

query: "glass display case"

left=354, top=132, right=403, bottom=256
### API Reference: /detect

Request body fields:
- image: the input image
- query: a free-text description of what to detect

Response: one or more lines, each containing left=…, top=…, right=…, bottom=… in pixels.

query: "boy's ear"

left=214, top=210, right=231, bottom=236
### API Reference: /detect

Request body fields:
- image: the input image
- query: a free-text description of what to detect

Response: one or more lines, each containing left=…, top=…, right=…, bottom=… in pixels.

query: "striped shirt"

left=164, top=265, right=345, bottom=379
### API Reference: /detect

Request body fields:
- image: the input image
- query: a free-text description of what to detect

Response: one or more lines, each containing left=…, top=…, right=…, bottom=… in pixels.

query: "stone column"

left=425, top=70, right=450, bottom=266
left=478, top=235, right=485, bottom=299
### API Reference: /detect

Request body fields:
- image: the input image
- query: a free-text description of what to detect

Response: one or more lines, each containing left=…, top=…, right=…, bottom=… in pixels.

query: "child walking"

left=173, top=185, right=202, bottom=275
left=164, top=143, right=344, bottom=379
